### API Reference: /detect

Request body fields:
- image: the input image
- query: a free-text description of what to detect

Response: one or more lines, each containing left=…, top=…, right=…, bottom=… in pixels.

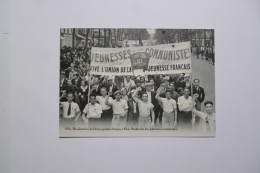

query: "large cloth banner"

left=90, top=41, right=192, bottom=75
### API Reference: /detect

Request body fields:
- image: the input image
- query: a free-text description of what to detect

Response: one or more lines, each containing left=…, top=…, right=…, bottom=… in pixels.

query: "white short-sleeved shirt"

left=177, top=96, right=194, bottom=112
left=60, top=101, right=80, bottom=119
left=83, top=103, right=103, bottom=118
left=96, top=95, right=113, bottom=110
left=136, top=99, right=154, bottom=118
left=158, top=98, right=177, bottom=113
left=108, top=99, right=128, bottom=115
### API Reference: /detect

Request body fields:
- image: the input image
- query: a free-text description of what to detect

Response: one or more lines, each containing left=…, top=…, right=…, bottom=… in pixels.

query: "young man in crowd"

left=192, top=101, right=215, bottom=134
left=82, top=94, right=103, bottom=128
left=132, top=87, right=155, bottom=128
left=192, top=78, right=205, bottom=111
left=90, top=77, right=102, bottom=96
left=96, top=87, right=113, bottom=127
left=144, top=83, right=159, bottom=127
left=60, top=92, right=81, bottom=128
left=168, top=83, right=180, bottom=102
left=177, top=87, right=195, bottom=130
left=127, top=89, right=138, bottom=127
left=105, top=91, right=128, bottom=128
left=155, top=87, right=177, bottom=129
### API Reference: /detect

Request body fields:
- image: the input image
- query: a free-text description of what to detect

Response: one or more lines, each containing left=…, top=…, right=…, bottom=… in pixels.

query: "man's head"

left=145, top=83, right=152, bottom=92
left=204, top=101, right=214, bottom=114
left=183, top=87, right=190, bottom=97
left=121, top=88, right=127, bottom=96
left=108, top=76, right=113, bottom=85
left=168, top=83, right=175, bottom=91
left=67, top=80, right=72, bottom=86
left=81, top=80, right=86, bottom=87
left=165, top=90, right=172, bottom=99
left=89, top=94, right=96, bottom=105
left=100, top=87, right=107, bottom=97
left=193, top=79, right=200, bottom=87
left=114, top=91, right=122, bottom=101
left=149, top=79, right=154, bottom=85
left=141, top=93, right=148, bottom=102
left=93, top=77, right=99, bottom=85
left=126, top=76, right=131, bottom=82
left=66, top=92, right=74, bottom=103
left=135, top=80, right=142, bottom=87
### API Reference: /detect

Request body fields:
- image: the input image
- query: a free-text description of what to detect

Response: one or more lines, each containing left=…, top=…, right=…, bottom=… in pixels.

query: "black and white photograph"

left=2, top=0, right=260, bottom=172
left=59, top=28, right=215, bottom=137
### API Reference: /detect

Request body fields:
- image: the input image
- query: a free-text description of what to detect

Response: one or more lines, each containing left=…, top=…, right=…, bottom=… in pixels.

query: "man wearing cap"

left=96, top=87, right=113, bottom=127
left=132, top=87, right=155, bottom=128
left=60, top=92, right=81, bottom=128
left=156, top=87, right=177, bottom=129
left=105, top=90, right=128, bottom=128
left=82, top=94, right=103, bottom=128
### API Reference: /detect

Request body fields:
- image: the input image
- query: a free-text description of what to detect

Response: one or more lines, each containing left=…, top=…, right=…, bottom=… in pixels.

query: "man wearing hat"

left=105, top=90, right=128, bottom=128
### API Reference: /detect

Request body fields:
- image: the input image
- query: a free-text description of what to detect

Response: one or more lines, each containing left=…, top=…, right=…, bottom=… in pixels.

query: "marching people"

left=60, top=92, right=81, bottom=128
left=105, top=90, right=128, bottom=128
left=82, top=94, right=103, bottom=127
left=132, top=87, right=155, bottom=128
left=155, top=87, right=177, bottom=129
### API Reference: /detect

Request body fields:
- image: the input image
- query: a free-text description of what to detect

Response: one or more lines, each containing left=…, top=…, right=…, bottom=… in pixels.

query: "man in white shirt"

left=132, top=87, right=155, bottom=128
left=60, top=92, right=81, bottom=128
left=177, top=87, right=195, bottom=130
left=82, top=94, right=103, bottom=127
left=105, top=91, right=128, bottom=128
left=96, top=87, right=113, bottom=127
left=156, top=87, right=177, bottom=129
left=192, top=101, right=215, bottom=134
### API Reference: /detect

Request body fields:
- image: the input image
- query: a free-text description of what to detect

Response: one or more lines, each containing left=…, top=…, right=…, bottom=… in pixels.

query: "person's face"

left=122, top=89, right=127, bottom=96
left=142, top=94, right=148, bottom=102
left=94, top=78, right=99, bottom=85
left=146, top=85, right=152, bottom=92
left=136, top=82, right=141, bottom=87
left=67, top=94, right=74, bottom=102
left=184, top=89, right=190, bottom=97
left=165, top=92, right=171, bottom=99
left=108, top=79, right=113, bottom=85
left=194, top=80, right=200, bottom=87
left=126, top=76, right=131, bottom=81
left=100, top=88, right=107, bottom=96
left=67, top=81, right=72, bottom=86
left=81, top=81, right=85, bottom=87
left=168, top=84, right=174, bottom=91
left=205, top=104, right=213, bottom=114
left=115, top=94, right=121, bottom=101
left=90, top=96, right=96, bottom=105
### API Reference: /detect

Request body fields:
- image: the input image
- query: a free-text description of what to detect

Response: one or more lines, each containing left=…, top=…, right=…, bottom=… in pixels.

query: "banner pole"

left=189, top=41, right=195, bottom=131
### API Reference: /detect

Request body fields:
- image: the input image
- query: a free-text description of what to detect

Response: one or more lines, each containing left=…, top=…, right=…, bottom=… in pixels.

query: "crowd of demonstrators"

left=59, top=46, right=213, bottom=133
left=195, top=45, right=215, bottom=65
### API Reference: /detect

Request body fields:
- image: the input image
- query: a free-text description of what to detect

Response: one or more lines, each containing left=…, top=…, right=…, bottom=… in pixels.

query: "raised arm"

left=105, top=92, right=113, bottom=106
left=132, top=88, right=141, bottom=103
